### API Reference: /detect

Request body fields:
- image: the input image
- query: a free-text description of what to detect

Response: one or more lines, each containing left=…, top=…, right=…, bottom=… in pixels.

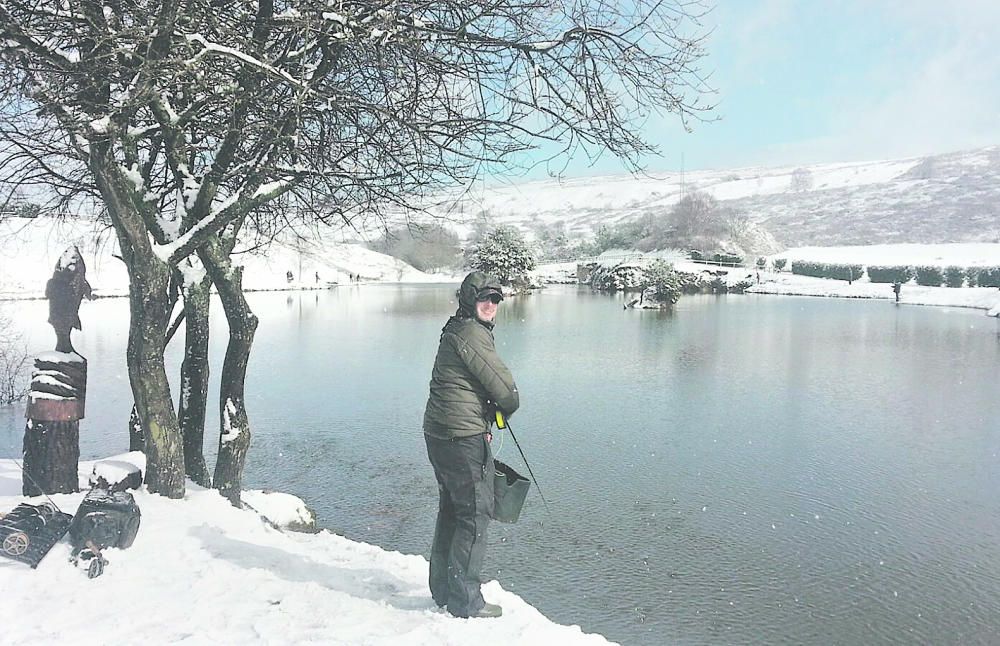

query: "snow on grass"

left=0, top=458, right=612, bottom=645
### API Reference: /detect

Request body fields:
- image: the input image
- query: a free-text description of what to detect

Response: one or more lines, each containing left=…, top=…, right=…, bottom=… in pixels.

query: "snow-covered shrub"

left=710, top=251, right=743, bottom=265
left=729, top=280, right=753, bottom=294
left=944, top=266, right=966, bottom=288
left=824, top=263, right=863, bottom=281
left=755, top=256, right=766, bottom=269
left=791, top=260, right=824, bottom=278
left=677, top=271, right=711, bottom=293
left=792, top=261, right=863, bottom=281
left=466, top=225, right=536, bottom=286
left=914, top=266, right=944, bottom=286
left=641, top=260, right=682, bottom=304
left=709, top=275, right=728, bottom=293
left=772, top=258, right=787, bottom=271
left=974, top=266, right=1000, bottom=288
left=966, top=268, right=979, bottom=287
left=866, top=265, right=914, bottom=284
left=587, top=263, right=645, bottom=291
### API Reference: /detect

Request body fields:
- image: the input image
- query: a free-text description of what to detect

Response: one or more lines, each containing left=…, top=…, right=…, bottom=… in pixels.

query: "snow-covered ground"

left=0, top=217, right=455, bottom=300
left=0, top=456, right=611, bottom=645
left=747, top=270, right=1000, bottom=313
left=536, top=243, right=1000, bottom=315
left=755, top=244, right=1000, bottom=314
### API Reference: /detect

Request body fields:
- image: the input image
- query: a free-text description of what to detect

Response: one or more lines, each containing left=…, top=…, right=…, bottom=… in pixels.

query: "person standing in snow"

left=423, top=271, right=519, bottom=619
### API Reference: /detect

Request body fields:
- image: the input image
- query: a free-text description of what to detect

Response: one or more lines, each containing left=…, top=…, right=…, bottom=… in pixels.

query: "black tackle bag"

left=0, top=502, right=73, bottom=568
left=69, top=487, right=141, bottom=552
left=493, top=459, right=530, bottom=524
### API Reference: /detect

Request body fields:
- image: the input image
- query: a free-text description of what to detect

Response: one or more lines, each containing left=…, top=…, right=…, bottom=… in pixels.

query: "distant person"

left=315, top=271, right=320, bottom=284
left=286, top=270, right=293, bottom=283
left=423, top=271, right=519, bottom=619
left=892, top=281, right=902, bottom=302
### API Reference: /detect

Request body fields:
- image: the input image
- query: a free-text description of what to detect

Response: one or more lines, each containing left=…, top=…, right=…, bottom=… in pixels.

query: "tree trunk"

left=126, top=258, right=186, bottom=497
left=199, top=241, right=257, bottom=504
left=128, top=405, right=143, bottom=452
left=129, top=286, right=184, bottom=456
left=177, top=276, right=212, bottom=486
left=91, top=149, right=186, bottom=498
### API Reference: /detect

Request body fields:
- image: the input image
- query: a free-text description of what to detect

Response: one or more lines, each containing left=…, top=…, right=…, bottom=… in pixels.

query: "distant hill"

left=0, top=217, right=442, bottom=299
left=419, top=145, right=1000, bottom=249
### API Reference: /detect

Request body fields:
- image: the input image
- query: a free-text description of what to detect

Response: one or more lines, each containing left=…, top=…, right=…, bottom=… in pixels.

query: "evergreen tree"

left=467, top=226, right=536, bottom=286
left=642, top=260, right=682, bottom=304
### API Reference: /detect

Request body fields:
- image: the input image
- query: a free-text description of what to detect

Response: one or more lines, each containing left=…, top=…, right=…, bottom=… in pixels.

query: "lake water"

left=3, top=285, right=1000, bottom=645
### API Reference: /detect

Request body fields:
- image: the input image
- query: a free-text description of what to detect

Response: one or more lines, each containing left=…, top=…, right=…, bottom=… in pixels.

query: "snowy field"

left=0, top=217, right=454, bottom=300
left=0, top=456, right=611, bottom=645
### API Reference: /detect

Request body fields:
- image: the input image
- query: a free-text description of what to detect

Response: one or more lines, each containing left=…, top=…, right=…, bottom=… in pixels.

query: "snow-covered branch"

left=185, top=34, right=314, bottom=95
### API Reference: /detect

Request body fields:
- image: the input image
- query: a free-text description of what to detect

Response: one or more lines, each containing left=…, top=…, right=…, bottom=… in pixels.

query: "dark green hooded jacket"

left=423, top=272, right=520, bottom=439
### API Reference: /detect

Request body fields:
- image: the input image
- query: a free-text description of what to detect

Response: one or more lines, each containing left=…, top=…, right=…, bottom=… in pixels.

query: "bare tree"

left=0, top=312, right=30, bottom=405
left=0, top=0, right=713, bottom=500
left=790, top=167, right=813, bottom=192
left=670, top=191, right=726, bottom=242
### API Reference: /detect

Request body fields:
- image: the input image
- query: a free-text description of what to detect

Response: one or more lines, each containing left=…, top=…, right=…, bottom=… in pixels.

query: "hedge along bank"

left=788, top=261, right=1000, bottom=288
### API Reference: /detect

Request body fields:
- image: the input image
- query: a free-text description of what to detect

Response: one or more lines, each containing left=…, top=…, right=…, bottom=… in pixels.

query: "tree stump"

left=22, top=352, right=86, bottom=496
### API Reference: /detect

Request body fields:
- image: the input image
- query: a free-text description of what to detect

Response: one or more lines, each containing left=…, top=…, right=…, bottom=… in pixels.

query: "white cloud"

left=824, top=0, right=1000, bottom=161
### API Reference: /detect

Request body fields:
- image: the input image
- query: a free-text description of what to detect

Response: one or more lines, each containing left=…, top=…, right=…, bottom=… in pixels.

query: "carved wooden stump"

left=22, top=352, right=86, bottom=496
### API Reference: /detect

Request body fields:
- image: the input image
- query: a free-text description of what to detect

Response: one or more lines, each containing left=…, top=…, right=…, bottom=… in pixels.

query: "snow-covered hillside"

left=409, top=145, right=1000, bottom=247
left=0, top=217, right=450, bottom=299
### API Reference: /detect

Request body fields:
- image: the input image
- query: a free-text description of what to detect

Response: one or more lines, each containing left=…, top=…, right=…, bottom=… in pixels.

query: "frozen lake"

left=3, top=285, right=1000, bottom=645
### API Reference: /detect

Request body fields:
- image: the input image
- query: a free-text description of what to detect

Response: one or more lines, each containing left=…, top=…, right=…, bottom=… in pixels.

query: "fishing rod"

left=496, top=415, right=551, bottom=517
left=3, top=432, right=71, bottom=514
left=4, top=457, right=66, bottom=513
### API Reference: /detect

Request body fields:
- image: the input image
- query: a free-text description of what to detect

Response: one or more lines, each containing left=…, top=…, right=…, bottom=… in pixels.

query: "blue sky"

left=519, top=0, right=1000, bottom=178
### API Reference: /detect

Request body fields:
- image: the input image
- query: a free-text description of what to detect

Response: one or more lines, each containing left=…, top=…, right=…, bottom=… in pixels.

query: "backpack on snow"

left=69, top=486, right=141, bottom=553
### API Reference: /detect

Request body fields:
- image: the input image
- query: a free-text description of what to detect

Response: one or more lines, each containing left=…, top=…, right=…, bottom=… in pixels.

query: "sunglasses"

left=477, top=293, right=502, bottom=304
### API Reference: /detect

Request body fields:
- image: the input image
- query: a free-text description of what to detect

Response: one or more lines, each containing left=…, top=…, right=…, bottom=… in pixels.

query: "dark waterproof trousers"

left=425, top=433, right=495, bottom=617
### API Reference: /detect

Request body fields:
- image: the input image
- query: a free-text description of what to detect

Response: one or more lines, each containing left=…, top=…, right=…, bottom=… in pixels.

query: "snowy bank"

left=540, top=244, right=1000, bottom=315
left=746, top=270, right=1000, bottom=312
left=0, top=457, right=611, bottom=645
